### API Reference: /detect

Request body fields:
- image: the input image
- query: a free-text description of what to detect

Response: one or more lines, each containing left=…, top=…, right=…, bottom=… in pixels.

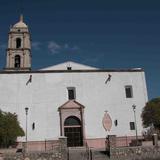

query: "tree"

left=0, top=110, right=24, bottom=148
left=141, top=97, right=160, bottom=131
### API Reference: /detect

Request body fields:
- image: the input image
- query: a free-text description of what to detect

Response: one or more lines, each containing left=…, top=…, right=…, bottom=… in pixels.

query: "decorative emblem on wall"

left=102, top=111, right=112, bottom=131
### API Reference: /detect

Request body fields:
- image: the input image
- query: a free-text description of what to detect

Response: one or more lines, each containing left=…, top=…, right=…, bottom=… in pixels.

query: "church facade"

left=0, top=16, right=148, bottom=149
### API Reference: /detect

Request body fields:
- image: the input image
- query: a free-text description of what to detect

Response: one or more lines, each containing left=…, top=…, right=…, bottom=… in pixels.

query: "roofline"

left=42, top=61, right=98, bottom=70
left=58, top=100, right=85, bottom=111
left=0, top=68, right=144, bottom=74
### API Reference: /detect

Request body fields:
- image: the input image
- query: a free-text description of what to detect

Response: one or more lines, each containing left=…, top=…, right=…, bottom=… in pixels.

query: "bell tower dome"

left=5, top=15, right=31, bottom=71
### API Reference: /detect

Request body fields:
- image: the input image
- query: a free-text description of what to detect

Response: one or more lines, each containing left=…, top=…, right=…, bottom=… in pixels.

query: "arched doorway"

left=64, top=116, right=83, bottom=147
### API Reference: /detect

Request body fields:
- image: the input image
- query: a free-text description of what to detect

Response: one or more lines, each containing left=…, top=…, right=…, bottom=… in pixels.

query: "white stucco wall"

left=0, top=69, right=148, bottom=142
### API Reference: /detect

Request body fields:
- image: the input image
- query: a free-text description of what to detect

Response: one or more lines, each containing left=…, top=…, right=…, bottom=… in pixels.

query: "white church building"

left=0, top=16, right=148, bottom=149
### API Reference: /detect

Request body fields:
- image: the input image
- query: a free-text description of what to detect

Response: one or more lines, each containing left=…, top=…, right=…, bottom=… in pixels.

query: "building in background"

left=0, top=16, right=148, bottom=149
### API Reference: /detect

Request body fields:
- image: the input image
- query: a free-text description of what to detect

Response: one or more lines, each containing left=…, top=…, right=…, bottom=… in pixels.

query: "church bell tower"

left=5, top=15, right=31, bottom=71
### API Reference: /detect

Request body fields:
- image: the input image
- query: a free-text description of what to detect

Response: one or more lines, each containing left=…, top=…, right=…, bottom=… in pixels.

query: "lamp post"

left=25, top=107, right=29, bottom=152
left=132, top=104, right=138, bottom=146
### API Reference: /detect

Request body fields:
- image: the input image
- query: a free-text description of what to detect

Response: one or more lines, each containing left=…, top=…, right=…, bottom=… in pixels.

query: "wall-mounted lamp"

left=105, top=74, right=112, bottom=84
left=26, top=75, right=32, bottom=85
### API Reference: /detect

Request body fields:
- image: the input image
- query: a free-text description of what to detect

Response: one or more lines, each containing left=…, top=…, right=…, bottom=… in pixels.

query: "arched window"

left=16, top=38, right=21, bottom=48
left=64, top=116, right=81, bottom=126
left=14, top=55, right=21, bottom=68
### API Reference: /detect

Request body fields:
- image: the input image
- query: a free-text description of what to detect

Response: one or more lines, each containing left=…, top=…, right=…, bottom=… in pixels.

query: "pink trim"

left=58, top=100, right=86, bottom=146
left=16, top=136, right=144, bottom=151
left=17, top=140, right=59, bottom=152
left=86, top=136, right=144, bottom=149
left=86, top=138, right=106, bottom=149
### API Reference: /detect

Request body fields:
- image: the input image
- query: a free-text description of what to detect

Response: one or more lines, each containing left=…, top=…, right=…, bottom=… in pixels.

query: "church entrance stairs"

left=90, top=149, right=109, bottom=160
left=68, top=147, right=109, bottom=160
left=68, top=147, right=88, bottom=160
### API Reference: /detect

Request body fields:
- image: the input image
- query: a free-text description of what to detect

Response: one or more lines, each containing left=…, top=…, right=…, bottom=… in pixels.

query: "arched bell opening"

left=16, top=38, right=21, bottom=48
left=14, top=55, right=21, bottom=68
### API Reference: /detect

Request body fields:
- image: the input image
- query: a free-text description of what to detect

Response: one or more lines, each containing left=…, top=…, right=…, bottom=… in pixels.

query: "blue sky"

left=0, top=0, right=159, bottom=100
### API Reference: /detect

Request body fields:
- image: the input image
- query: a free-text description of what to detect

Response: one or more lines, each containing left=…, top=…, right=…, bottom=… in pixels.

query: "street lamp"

left=132, top=104, right=138, bottom=146
left=25, top=107, right=29, bottom=152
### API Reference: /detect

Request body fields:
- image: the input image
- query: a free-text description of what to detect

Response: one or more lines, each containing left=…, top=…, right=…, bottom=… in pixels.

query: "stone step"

left=68, top=148, right=88, bottom=160
left=68, top=147, right=109, bottom=160
left=69, top=146, right=87, bottom=150
left=68, top=146, right=89, bottom=160
left=91, top=149, right=110, bottom=160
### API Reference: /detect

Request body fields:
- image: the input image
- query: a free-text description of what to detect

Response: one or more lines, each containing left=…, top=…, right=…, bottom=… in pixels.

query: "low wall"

left=142, top=140, right=160, bottom=147
left=17, top=140, right=60, bottom=152
left=3, top=152, right=65, bottom=160
left=110, top=146, right=160, bottom=160
left=86, top=138, right=106, bottom=149
left=86, top=136, right=143, bottom=149
left=107, top=135, right=160, bottom=160
left=1, top=137, right=68, bottom=160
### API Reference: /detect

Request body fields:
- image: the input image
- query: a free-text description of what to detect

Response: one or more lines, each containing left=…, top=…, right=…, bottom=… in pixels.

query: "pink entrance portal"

left=58, top=100, right=85, bottom=147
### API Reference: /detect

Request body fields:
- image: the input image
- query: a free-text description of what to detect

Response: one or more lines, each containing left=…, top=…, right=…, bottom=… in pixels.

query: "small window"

left=14, top=55, right=21, bottom=68
left=67, top=87, right=76, bottom=100
left=16, top=38, right=21, bottom=48
left=130, top=122, right=135, bottom=130
left=67, top=67, right=72, bottom=70
left=125, top=85, right=133, bottom=98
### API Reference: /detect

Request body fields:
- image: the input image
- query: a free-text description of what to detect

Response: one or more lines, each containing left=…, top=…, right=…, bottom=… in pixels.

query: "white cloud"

left=48, top=41, right=61, bottom=55
left=71, top=45, right=79, bottom=51
left=47, top=41, right=80, bottom=55
left=32, top=42, right=41, bottom=50
left=64, top=44, right=79, bottom=51
left=64, top=44, right=69, bottom=49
